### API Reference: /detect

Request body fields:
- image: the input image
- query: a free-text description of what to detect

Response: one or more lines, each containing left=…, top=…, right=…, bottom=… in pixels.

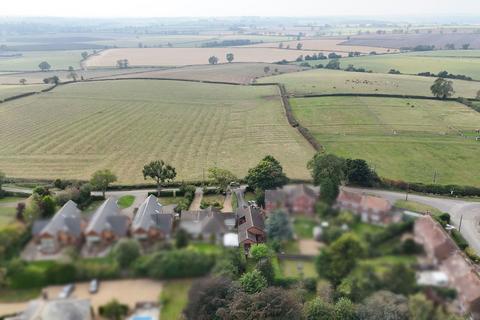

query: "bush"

left=239, top=270, right=268, bottom=294
left=136, top=249, right=215, bottom=279
left=465, top=247, right=480, bottom=263
left=451, top=230, right=468, bottom=250
left=381, top=178, right=480, bottom=197
left=75, top=259, right=120, bottom=281
left=113, top=239, right=141, bottom=269
left=45, top=263, right=76, bottom=285
left=249, top=244, right=270, bottom=261
left=98, top=299, right=129, bottom=320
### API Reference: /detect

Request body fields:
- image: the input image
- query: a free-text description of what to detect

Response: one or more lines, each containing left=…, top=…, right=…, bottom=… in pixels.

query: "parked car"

left=89, top=279, right=99, bottom=294
left=58, top=284, right=75, bottom=299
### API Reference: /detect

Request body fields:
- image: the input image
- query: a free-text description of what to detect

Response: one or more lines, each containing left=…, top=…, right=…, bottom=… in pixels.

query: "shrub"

left=451, top=230, right=468, bottom=250
left=239, top=270, right=267, bottom=294
left=256, top=258, right=275, bottom=285
left=98, top=299, right=129, bottom=320
left=465, top=247, right=480, bottom=263
left=137, top=249, right=215, bottom=279
left=113, top=239, right=141, bottom=269
left=249, top=243, right=270, bottom=261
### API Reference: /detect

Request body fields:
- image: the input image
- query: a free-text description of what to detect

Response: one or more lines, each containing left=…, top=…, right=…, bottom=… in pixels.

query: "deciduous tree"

left=113, top=239, right=141, bottom=269
left=90, top=169, right=117, bottom=198
left=431, top=78, right=454, bottom=99
left=142, top=160, right=176, bottom=196
left=357, top=291, right=409, bottom=320
left=208, top=167, right=237, bottom=192
left=38, top=61, right=51, bottom=71
left=226, top=53, right=234, bottom=63
left=208, top=56, right=219, bottom=65
left=245, top=155, right=288, bottom=190
left=265, top=210, right=293, bottom=242
left=98, top=299, right=129, bottom=320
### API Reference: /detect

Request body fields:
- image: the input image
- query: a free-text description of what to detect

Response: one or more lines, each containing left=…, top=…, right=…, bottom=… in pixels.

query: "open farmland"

left=259, top=68, right=480, bottom=98
left=0, top=84, right=50, bottom=100
left=0, top=51, right=86, bottom=71
left=291, top=96, right=480, bottom=186
left=321, top=51, right=480, bottom=80
left=246, top=38, right=398, bottom=54
left=97, top=63, right=305, bottom=84
left=0, top=80, right=314, bottom=183
left=0, top=68, right=167, bottom=84
left=85, top=47, right=319, bottom=67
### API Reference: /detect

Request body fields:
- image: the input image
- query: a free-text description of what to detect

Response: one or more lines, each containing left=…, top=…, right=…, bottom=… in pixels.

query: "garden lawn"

left=0, top=80, right=314, bottom=183
left=0, top=207, right=16, bottom=227
left=291, top=96, right=480, bottom=186
left=117, top=195, right=135, bottom=208
left=293, top=217, right=317, bottom=239
left=395, top=200, right=443, bottom=215
left=280, top=259, right=317, bottom=278
left=259, top=68, right=480, bottom=98
left=158, top=196, right=184, bottom=206
left=160, top=279, right=194, bottom=320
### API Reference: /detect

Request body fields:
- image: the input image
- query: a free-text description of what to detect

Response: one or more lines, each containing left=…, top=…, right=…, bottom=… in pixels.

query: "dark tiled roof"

left=40, top=200, right=82, bottom=237
left=85, top=198, right=128, bottom=236
left=237, top=205, right=264, bottom=243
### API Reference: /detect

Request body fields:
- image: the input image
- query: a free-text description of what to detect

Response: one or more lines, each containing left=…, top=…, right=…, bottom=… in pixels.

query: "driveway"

left=188, top=187, right=203, bottom=211
left=44, top=279, right=163, bottom=312
left=222, top=192, right=233, bottom=213
left=346, top=187, right=480, bottom=254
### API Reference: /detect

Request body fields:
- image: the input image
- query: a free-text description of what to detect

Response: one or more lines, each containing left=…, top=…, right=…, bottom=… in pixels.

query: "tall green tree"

left=431, top=78, right=454, bottom=99
left=142, top=160, right=176, bottom=196
left=38, top=61, right=51, bottom=71
left=207, top=167, right=237, bottom=192
left=226, top=53, right=234, bottom=63
left=345, top=158, right=379, bottom=187
left=245, top=155, right=288, bottom=190
left=319, top=177, right=340, bottom=205
left=308, top=153, right=346, bottom=186
left=90, top=169, right=117, bottom=198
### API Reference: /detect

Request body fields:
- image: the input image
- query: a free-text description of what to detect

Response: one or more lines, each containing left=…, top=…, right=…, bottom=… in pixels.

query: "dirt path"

left=189, top=187, right=203, bottom=211
left=222, top=192, right=233, bottom=213
left=298, top=239, right=323, bottom=256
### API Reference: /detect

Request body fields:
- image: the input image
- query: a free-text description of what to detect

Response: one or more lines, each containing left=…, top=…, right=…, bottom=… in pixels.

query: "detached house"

left=179, top=207, right=236, bottom=242
left=131, top=195, right=175, bottom=241
left=36, top=200, right=83, bottom=254
left=336, top=190, right=399, bottom=225
left=415, top=215, right=480, bottom=317
left=265, top=184, right=319, bottom=215
left=84, top=198, right=129, bottom=247
left=237, top=204, right=266, bottom=252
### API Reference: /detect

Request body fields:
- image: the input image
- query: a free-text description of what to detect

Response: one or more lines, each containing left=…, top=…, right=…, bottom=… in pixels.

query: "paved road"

left=188, top=187, right=204, bottom=211
left=346, top=187, right=480, bottom=254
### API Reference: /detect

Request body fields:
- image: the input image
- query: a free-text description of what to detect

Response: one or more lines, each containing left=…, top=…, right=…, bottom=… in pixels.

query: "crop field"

left=0, top=80, right=314, bottom=183
left=343, top=33, right=480, bottom=49
left=0, top=84, right=50, bottom=100
left=0, top=68, right=167, bottom=84
left=0, top=50, right=86, bottom=71
left=246, top=38, right=398, bottom=54
left=259, top=68, right=480, bottom=98
left=99, top=63, right=305, bottom=84
left=319, top=51, right=480, bottom=79
left=291, top=96, right=480, bottom=186
left=85, top=47, right=320, bottom=67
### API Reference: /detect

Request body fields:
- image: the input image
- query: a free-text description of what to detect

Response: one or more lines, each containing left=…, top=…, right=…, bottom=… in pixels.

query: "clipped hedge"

left=381, top=178, right=480, bottom=197
left=451, top=230, right=469, bottom=250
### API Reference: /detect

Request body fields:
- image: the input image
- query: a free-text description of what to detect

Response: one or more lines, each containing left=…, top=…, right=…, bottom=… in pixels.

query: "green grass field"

left=0, top=84, right=50, bottom=100
left=317, top=50, right=480, bottom=80
left=160, top=279, right=193, bottom=320
left=117, top=195, right=135, bottom=208
left=280, top=259, right=317, bottom=278
left=394, top=200, right=442, bottom=215
left=259, top=68, right=480, bottom=98
left=291, top=96, right=480, bottom=186
left=0, top=80, right=314, bottom=183
left=0, top=51, right=85, bottom=71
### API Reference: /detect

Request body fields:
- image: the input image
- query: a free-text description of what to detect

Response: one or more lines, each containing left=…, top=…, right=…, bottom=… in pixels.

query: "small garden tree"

left=113, top=239, right=141, bottom=269
left=265, top=210, right=293, bottom=242
left=142, top=160, right=176, bottom=196
left=90, top=169, right=117, bottom=198
left=239, top=270, right=267, bottom=293
left=207, top=167, right=237, bottom=192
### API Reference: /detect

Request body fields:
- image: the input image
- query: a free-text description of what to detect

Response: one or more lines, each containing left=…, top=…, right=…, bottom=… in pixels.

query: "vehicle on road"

left=58, top=284, right=75, bottom=299
left=89, top=279, right=99, bottom=294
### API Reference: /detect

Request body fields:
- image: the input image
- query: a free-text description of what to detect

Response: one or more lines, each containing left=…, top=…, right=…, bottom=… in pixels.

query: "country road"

left=346, top=187, right=480, bottom=254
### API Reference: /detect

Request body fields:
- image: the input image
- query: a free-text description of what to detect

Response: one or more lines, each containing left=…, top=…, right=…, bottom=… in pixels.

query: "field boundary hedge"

left=291, top=92, right=460, bottom=101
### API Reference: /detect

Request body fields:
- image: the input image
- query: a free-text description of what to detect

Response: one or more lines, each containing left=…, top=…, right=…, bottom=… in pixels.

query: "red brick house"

left=265, top=184, right=319, bottom=215
left=336, top=190, right=399, bottom=225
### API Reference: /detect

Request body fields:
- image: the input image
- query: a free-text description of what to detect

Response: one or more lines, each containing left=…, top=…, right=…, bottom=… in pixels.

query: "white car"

left=89, top=279, right=99, bottom=294
left=58, top=284, right=75, bottom=299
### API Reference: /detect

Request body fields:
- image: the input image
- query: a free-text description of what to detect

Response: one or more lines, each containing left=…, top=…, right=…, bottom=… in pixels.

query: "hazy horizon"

left=1, top=0, right=480, bottom=19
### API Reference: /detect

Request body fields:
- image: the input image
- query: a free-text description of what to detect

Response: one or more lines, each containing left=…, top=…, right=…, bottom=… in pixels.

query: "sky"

left=1, top=0, right=480, bottom=18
